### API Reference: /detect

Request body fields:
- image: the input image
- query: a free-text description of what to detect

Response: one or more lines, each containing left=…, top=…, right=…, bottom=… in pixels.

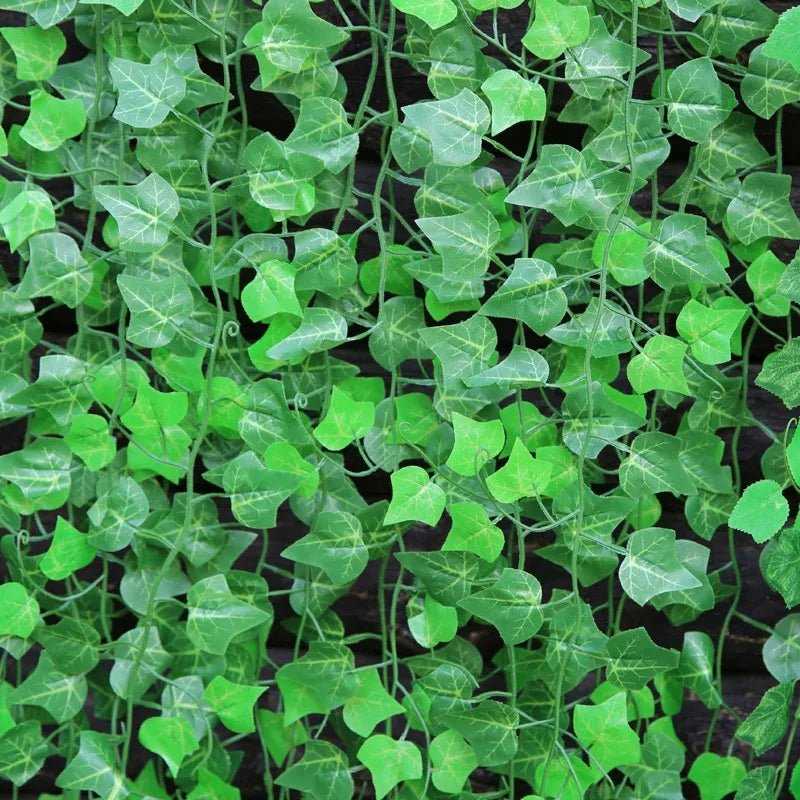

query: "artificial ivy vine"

left=1, top=0, right=800, bottom=797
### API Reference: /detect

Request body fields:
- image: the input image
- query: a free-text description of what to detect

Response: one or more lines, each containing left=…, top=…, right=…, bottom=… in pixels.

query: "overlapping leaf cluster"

left=1, top=0, right=800, bottom=797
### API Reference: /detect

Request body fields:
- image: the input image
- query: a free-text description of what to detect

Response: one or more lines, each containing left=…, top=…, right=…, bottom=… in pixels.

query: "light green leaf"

left=275, top=741, right=353, bottom=800
left=486, top=438, right=552, bottom=504
left=384, top=465, right=446, bottom=526
left=40, top=517, right=96, bottom=580
left=628, top=335, right=690, bottom=395
left=139, top=716, right=199, bottom=777
left=573, top=692, right=640, bottom=771
left=389, top=0, right=455, bottom=28
left=688, top=753, right=746, bottom=800
left=725, top=172, right=800, bottom=246
left=205, top=676, right=266, bottom=734
left=0, top=25, right=65, bottom=80
left=667, top=58, right=736, bottom=142
left=20, top=90, right=85, bottom=151
left=521, top=0, right=590, bottom=59
left=9, top=651, right=87, bottom=723
left=446, top=412, right=505, bottom=477
left=729, top=480, right=788, bottom=543
left=481, top=69, right=545, bottom=134
left=606, top=627, right=680, bottom=690
left=762, top=5, right=800, bottom=71
left=16, top=232, right=92, bottom=308
left=763, top=614, right=800, bottom=683
left=109, top=54, right=186, bottom=128
left=343, top=668, right=404, bottom=738
left=0, top=583, right=38, bottom=639
left=442, top=501, right=504, bottom=561
left=430, top=730, right=477, bottom=793
left=0, top=188, right=56, bottom=252
left=736, top=682, right=793, bottom=755
left=314, top=386, right=375, bottom=451
left=358, top=735, right=423, bottom=800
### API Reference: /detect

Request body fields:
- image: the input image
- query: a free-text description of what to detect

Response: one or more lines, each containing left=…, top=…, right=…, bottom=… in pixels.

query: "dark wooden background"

left=2, top=0, right=800, bottom=796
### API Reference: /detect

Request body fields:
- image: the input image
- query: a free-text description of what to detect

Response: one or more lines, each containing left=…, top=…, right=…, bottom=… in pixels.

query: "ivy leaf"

left=619, top=432, right=696, bottom=499
left=118, top=274, right=194, bottom=348
left=56, top=731, right=127, bottom=798
left=606, top=627, right=680, bottom=690
left=458, top=568, right=543, bottom=646
left=395, top=551, right=480, bottom=606
left=408, top=593, right=457, bottom=649
left=342, top=668, right=404, bottom=738
left=763, top=614, right=800, bottom=683
left=628, top=335, right=689, bottom=395
left=186, top=574, right=270, bottom=655
left=0, top=582, right=38, bottom=639
left=0, top=721, right=47, bottom=787
left=765, top=528, right=800, bottom=607
left=384, top=465, right=446, bottom=526
left=643, top=213, right=729, bottom=288
left=667, top=58, right=736, bottom=143
left=0, top=188, right=56, bottom=252
left=481, top=69, right=545, bottom=134
left=734, top=767, right=777, bottom=800
left=314, top=385, right=375, bottom=451
left=688, top=753, right=746, bottom=800
left=369, top=296, right=426, bottom=371
left=479, top=258, right=567, bottom=335
left=521, top=0, right=589, bottom=59
left=65, top=413, right=116, bottom=472
left=109, top=54, right=186, bottom=128
left=281, top=510, right=368, bottom=584
left=741, top=45, right=800, bottom=120
left=95, top=174, right=180, bottom=253
left=87, top=477, right=148, bottom=551
left=419, top=313, right=495, bottom=385
left=676, top=299, right=747, bottom=365
left=0, top=25, right=65, bottom=80
left=429, top=730, right=476, bottom=793
left=729, top=480, right=788, bottom=543
left=358, top=735, right=422, bottom=800
left=418, top=206, right=499, bottom=283
left=139, top=717, right=199, bottom=777
left=275, top=741, right=353, bottom=800
left=441, top=700, right=518, bottom=766
left=0, top=437, right=72, bottom=511
left=9, top=651, right=87, bottom=723
left=756, top=338, right=800, bottom=408
left=762, top=5, right=800, bottom=71
left=285, top=97, right=359, bottom=174
left=402, top=90, right=490, bottom=167
left=736, top=682, right=793, bottom=755
left=40, top=517, right=96, bottom=580
left=442, top=501, right=504, bottom=561
left=20, top=89, right=86, bottom=152
left=446, top=412, right=505, bottom=477
left=109, top=625, right=171, bottom=701
left=619, top=528, right=702, bottom=606
left=389, top=0, right=455, bottom=27
left=35, top=618, right=99, bottom=676
left=241, top=260, right=301, bottom=322
left=747, top=251, right=790, bottom=317
left=675, top=631, right=721, bottom=708
left=573, top=692, right=640, bottom=771
left=16, top=232, right=92, bottom=309
left=725, top=172, right=800, bottom=246
left=506, top=144, right=626, bottom=227
left=205, top=676, right=266, bottom=734
left=464, top=345, right=550, bottom=390
left=267, top=307, right=348, bottom=361
left=486, top=438, right=552, bottom=504
left=696, top=112, right=770, bottom=180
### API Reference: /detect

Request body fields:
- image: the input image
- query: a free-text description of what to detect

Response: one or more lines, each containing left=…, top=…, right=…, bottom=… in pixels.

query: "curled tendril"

left=223, top=320, right=240, bottom=338
left=292, top=392, right=309, bottom=409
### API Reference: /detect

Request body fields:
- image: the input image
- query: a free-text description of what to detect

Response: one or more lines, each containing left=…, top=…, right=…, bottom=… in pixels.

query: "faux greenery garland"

left=1, top=0, right=800, bottom=797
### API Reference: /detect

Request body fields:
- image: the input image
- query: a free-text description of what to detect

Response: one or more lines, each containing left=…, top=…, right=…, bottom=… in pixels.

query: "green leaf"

left=521, top=0, right=589, bottom=59
left=402, top=89, right=490, bottom=167
left=241, top=260, right=301, bottom=322
left=762, top=5, right=800, bottom=71
left=40, top=517, right=96, bottom=580
left=0, top=25, right=65, bottom=80
left=675, top=631, right=722, bottom=708
left=35, top=618, right=99, bottom=676
left=0, top=188, right=56, bottom=252
left=205, top=676, right=266, bottom=734
left=358, top=735, right=422, bottom=800
left=389, top=0, right=455, bottom=28
left=729, top=480, right=788, bottom=543
left=481, top=69, right=545, bottom=134
left=429, top=730, right=477, bottom=793
left=56, top=731, right=127, bottom=798
left=0, top=721, right=47, bottom=786
left=619, top=528, right=702, bottom=606
left=606, top=627, right=680, bottom=690
left=275, top=741, right=353, bottom=800
left=676, top=299, right=747, bottom=365
left=479, top=258, right=567, bottom=335
left=139, top=716, right=199, bottom=777
left=314, top=386, right=375, bottom=451
left=343, top=668, right=404, bottom=738
left=96, top=174, right=180, bottom=253
left=741, top=45, right=800, bottom=120
left=187, top=574, right=270, bottom=655
left=736, top=682, right=793, bottom=754
left=281, top=510, right=368, bottom=584
left=267, top=307, right=348, bottom=361
left=65, top=413, right=116, bottom=471
left=667, top=58, right=736, bottom=143
left=0, top=437, right=72, bottom=511
left=369, top=296, right=426, bottom=371
left=628, top=335, right=690, bottom=395
left=725, top=173, right=800, bottom=246
left=765, top=527, right=800, bottom=607
left=9, top=651, right=87, bottom=722
left=486, top=437, right=553, bottom=504
left=408, top=593, right=458, bottom=648
left=20, top=89, right=86, bottom=152
left=458, top=568, right=543, bottom=645
left=87, top=477, right=148, bottom=551
left=688, top=753, right=746, bottom=800
left=573, top=692, right=640, bottom=771
left=16, top=232, right=92, bottom=308
left=118, top=274, right=194, bottom=348
left=446, top=412, right=505, bottom=477
left=643, top=213, right=729, bottom=289
left=441, top=700, right=518, bottom=766
left=0, top=583, right=39, bottom=638
left=734, top=767, right=777, bottom=800
left=285, top=97, right=358, bottom=174
left=619, top=431, right=696, bottom=498
left=442, top=501, right=504, bottom=561
left=763, top=614, right=800, bottom=683
left=464, top=345, right=550, bottom=390
left=395, top=550, right=480, bottom=606
left=384, top=465, right=446, bottom=526
left=109, top=54, right=186, bottom=128
left=756, top=338, right=800, bottom=408
left=109, top=625, right=171, bottom=701
left=696, top=112, right=770, bottom=180
left=506, top=144, right=626, bottom=227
